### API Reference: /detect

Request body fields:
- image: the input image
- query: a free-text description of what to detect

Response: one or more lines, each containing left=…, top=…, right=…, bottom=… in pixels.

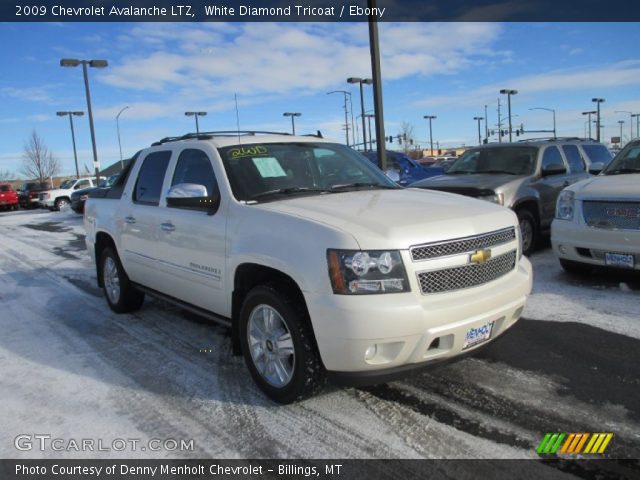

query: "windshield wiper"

left=329, top=182, right=398, bottom=191
left=478, top=169, right=517, bottom=175
left=604, top=168, right=640, bottom=175
left=249, top=187, right=327, bottom=201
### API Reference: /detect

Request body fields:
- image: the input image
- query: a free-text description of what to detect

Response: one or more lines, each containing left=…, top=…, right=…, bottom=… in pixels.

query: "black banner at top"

left=4, top=0, right=640, bottom=22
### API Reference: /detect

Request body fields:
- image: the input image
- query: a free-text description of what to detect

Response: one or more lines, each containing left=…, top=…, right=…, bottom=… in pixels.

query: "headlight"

left=327, top=249, right=410, bottom=295
left=556, top=190, right=575, bottom=220
left=42, top=193, right=50, bottom=199
left=478, top=192, right=504, bottom=205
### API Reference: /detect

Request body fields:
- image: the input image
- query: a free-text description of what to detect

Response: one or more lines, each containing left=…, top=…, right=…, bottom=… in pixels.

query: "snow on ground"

left=0, top=208, right=638, bottom=463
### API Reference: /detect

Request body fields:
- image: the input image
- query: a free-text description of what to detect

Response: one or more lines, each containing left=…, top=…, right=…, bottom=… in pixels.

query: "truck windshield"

left=602, top=143, right=640, bottom=175
left=218, top=142, right=398, bottom=202
left=59, top=179, right=75, bottom=189
left=448, top=146, right=538, bottom=176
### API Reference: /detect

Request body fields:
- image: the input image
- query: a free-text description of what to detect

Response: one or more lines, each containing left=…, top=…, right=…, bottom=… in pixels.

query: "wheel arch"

left=94, top=231, right=117, bottom=288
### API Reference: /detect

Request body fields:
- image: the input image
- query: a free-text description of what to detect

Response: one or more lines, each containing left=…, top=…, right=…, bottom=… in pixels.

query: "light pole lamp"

left=615, top=110, right=634, bottom=139
left=423, top=115, right=436, bottom=155
left=473, top=116, right=484, bottom=145
left=592, top=98, right=605, bottom=142
left=582, top=111, right=597, bottom=139
left=327, top=90, right=351, bottom=146
left=632, top=113, right=640, bottom=139
left=618, top=120, right=625, bottom=145
left=56, top=111, right=84, bottom=179
left=116, top=106, right=129, bottom=170
left=529, top=107, right=556, bottom=138
left=347, top=77, right=373, bottom=151
left=185, top=111, right=207, bottom=135
left=499, top=89, right=518, bottom=142
left=283, top=112, right=301, bottom=135
left=60, top=58, right=108, bottom=185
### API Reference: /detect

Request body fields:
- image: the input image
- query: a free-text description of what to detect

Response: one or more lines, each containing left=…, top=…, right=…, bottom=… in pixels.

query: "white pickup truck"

left=40, top=177, right=96, bottom=210
left=85, top=132, right=532, bottom=403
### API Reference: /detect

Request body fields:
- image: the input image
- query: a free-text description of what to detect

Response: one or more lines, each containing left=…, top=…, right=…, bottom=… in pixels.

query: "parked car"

left=552, top=138, right=640, bottom=274
left=0, top=183, right=19, bottom=211
left=17, top=181, right=51, bottom=209
left=408, top=139, right=600, bottom=255
left=39, top=177, right=96, bottom=210
left=363, top=150, right=444, bottom=186
left=85, top=131, right=532, bottom=403
left=70, top=175, right=119, bottom=214
left=520, top=137, right=612, bottom=174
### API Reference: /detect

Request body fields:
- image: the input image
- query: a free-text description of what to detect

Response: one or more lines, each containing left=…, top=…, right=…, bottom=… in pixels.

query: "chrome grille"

left=417, top=250, right=517, bottom=294
left=583, top=201, right=640, bottom=231
left=410, top=227, right=516, bottom=261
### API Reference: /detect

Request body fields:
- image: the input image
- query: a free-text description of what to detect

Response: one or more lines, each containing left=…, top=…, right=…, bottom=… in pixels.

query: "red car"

left=0, top=183, right=19, bottom=211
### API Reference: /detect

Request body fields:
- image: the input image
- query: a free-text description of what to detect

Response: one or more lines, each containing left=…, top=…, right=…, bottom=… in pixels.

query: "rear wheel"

left=516, top=209, right=538, bottom=256
left=55, top=197, right=70, bottom=211
left=100, top=247, right=145, bottom=313
left=239, top=285, right=325, bottom=403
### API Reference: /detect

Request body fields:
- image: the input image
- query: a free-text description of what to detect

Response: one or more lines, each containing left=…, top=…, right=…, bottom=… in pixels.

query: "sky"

left=1, top=21, right=640, bottom=178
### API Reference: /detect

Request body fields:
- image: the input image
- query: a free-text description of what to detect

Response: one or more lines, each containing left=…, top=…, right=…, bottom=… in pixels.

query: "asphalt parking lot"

left=0, top=209, right=638, bottom=468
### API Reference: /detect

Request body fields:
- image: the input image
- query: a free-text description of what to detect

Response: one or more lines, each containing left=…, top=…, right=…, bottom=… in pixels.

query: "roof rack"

left=517, top=137, right=596, bottom=143
left=150, top=130, right=329, bottom=146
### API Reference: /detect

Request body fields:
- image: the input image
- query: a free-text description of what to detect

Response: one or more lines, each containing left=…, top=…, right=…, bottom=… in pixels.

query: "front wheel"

left=516, top=209, right=538, bottom=257
left=55, top=198, right=70, bottom=211
left=239, top=285, right=325, bottom=403
left=100, top=247, right=145, bottom=313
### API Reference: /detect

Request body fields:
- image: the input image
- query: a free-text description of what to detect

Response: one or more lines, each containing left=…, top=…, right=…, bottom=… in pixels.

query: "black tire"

left=516, top=209, right=538, bottom=257
left=559, top=259, right=593, bottom=275
left=100, top=247, right=145, bottom=313
left=239, top=285, right=325, bottom=404
left=55, top=197, right=70, bottom=210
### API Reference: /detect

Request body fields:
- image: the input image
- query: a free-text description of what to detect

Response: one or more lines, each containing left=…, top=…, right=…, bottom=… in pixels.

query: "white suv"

left=552, top=139, right=640, bottom=273
left=84, top=132, right=532, bottom=403
left=40, top=177, right=96, bottom=210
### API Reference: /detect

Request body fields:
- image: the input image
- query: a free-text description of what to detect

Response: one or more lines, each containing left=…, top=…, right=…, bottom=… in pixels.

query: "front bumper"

left=552, top=219, right=640, bottom=271
left=306, top=257, right=532, bottom=376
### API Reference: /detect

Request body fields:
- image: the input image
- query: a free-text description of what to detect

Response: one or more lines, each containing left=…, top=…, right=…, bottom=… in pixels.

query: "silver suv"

left=409, top=139, right=611, bottom=255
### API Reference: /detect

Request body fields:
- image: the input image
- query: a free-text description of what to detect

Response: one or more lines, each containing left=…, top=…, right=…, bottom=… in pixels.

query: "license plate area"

left=463, top=320, right=495, bottom=350
left=605, top=252, right=634, bottom=269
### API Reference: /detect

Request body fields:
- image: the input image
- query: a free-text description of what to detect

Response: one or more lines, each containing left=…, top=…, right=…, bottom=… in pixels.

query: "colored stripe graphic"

left=538, top=433, right=613, bottom=455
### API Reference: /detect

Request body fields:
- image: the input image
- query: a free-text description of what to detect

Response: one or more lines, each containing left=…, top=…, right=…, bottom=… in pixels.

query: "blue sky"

left=1, top=22, right=639, bottom=177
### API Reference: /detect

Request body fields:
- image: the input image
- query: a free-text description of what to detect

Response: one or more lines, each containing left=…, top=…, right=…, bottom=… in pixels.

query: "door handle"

left=161, top=222, right=176, bottom=232
left=124, top=216, right=136, bottom=224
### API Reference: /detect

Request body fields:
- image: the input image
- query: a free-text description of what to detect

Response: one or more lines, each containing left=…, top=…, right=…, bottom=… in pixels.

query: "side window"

left=541, top=146, right=564, bottom=170
left=134, top=151, right=171, bottom=205
left=75, top=180, right=91, bottom=190
left=171, top=149, right=219, bottom=198
left=561, top=145, right=585, bottom=173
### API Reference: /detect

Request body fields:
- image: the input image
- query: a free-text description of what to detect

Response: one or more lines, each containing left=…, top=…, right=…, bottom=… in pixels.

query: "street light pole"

left=582, top=111, right=596, bottom=139
left=56, top=111, right=84, bottom=179
left=327, top=90, right=351, bottom=146
left=116, top=106, right=129, bottom=170
left=592, top=98, right=605, bottom=142
left=529, top=107, right=556, bottom=138
left=484, top=104, right=489, bottom=143
left=473, top=117, right=484, bottom=145
left=185, top=111, right=207, bottom=135
left=632, top=113, right=640, bottom=139
left=347, top=77, right=373, bottom=151
left=61, top=58, right=108, bottom=185
left=365, top=113, right=375, bottom=151
left=618, top=120, right=625, bottom=146
left=615, top=110, right=634, bottom=140
left=423, top=115, right=436, bottom=155
left=283, top=112, right=301, bottom=135
left=500, top=89, right=518, bottom=142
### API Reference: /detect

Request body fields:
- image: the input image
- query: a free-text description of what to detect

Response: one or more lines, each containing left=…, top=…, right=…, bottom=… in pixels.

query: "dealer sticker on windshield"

left=463, top=320, right=495, bottom=350
left=605, top=252, right=634, bottom=269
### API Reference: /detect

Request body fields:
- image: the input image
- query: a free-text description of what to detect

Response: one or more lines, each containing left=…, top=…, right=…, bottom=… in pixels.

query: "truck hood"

left=410, top=173, right=523, bottom=195
left=569, top=174, right=640, bottom=200
left=256, top=188, right=517, bottom=250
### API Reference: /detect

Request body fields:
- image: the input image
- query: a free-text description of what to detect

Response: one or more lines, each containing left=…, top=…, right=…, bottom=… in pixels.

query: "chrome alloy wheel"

left=103, top=256, right=121, bottom=304
left=247, top=304, right=295, bottom=387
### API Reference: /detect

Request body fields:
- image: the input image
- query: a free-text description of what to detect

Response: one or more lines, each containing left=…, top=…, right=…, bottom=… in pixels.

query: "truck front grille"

left=583, top=201, right=640, bottom=231
left=410, top=227, right=516, bottom=261
left=417, top=250, right=517, bottom=294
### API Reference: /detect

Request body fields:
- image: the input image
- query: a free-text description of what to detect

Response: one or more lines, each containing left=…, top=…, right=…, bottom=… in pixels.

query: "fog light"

left=364, top=344, right=377, bottom=361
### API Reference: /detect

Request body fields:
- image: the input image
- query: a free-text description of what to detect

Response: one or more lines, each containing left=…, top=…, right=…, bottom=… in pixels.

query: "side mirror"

left=166, top=183, right=220, bottom=214
left=541, top=163, right=566, bottom=177
left=385, top=169, right=401, bottom=183
left=589, top=162, right=604, bottom=175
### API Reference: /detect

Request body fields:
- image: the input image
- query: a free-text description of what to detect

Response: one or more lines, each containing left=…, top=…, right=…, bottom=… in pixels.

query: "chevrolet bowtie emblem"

left=470, top=249, right=492, bottom=264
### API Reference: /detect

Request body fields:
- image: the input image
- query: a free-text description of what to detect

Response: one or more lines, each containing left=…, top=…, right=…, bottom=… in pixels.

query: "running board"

left=132, top=283, right=232, bottom=327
